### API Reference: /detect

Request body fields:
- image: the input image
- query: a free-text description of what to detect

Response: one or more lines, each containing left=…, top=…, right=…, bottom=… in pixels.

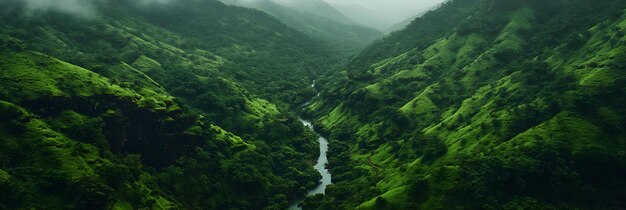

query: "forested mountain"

left=386, top=13, right=423, bottom=33
left=270, top=0, right=355, bottom=25
left=303, top=0, right=626, bottom=209
left=0, top=0, right=341, bottom=209
left=327, top=3, right=394, bottom=32
left=387, top=3, right=441, bottom=33
left=222, top=0, right=384, bottom=54
left=2, top=0, right=626, bottom=209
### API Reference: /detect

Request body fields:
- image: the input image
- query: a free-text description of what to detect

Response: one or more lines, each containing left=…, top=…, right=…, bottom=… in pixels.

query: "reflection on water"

left=287, top=118, right=332, bottom=210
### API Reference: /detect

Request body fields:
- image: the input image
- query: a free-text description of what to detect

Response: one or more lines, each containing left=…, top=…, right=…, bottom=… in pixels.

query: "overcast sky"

left=324, top=0, right=447, bottom=23
left=20, top=0, right=448, bottom=24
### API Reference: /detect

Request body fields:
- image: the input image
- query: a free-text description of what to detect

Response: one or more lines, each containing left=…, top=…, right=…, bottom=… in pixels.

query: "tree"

left=71, top=176, right=114, bottom=210
left=422, top=137, right=447, bottom=162
left=375, top=196, right=388, bottom=209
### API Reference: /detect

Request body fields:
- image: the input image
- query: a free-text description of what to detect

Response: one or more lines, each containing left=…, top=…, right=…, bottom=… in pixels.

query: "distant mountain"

left=271, top=0, right=356, bottom=25
left=223, top=0, right=384, bottom=54
left=328, top=3, right=394, bottom=32
left=386, top=14, right=421, bottom=33
left=387, top=3, right=446, bottom=33
left=386, top=11, right=430, bottom=33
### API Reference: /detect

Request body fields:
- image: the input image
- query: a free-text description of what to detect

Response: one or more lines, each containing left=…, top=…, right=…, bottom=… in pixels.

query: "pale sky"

left=324, top=0, right=446, bottom=23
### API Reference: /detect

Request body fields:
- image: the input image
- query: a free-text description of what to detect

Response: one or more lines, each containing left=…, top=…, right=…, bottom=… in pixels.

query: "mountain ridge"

left=1, top=0, right=625, bottom=209
left=0, top=0, right=337, bottom=209
left=222, top=0, right=384, bottom=54
left=302, top=0, right=626, bottom=209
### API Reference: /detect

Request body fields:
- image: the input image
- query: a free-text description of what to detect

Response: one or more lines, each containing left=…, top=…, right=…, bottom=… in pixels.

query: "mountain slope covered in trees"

left=0, top=0, right=342, bottom=209
left=2, top=0, right=626, bottom=209
left=303, top=0, right=626, bottom=209
left=222, top=0, right=384, bottom=54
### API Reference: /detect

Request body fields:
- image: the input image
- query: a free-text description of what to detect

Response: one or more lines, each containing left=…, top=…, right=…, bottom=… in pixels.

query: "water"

left=287, top=81, right=332, bottom=209
left=299, top=118, right=332, bottom=196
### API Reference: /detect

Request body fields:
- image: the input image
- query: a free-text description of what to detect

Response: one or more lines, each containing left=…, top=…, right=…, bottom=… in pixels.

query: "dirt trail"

left=367, top=155, right=381, bottom=175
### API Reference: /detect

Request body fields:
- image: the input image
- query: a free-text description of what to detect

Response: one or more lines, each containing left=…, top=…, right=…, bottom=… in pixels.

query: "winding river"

left=287, top=83, right=332, bottom=210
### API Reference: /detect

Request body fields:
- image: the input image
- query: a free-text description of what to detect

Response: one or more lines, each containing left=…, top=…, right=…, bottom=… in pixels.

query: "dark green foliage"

left=48, top=111, right=108, bottom=147
left=0, top=0, right=334, bottom=209
left=118, top=0, right=339, bottom=105
left=457, top=14, right=509, bottom=36
left=242, top=0, right=384, bottom=55
left=303, top=0, right=626, bottom=209
left=2, top=0, right=626, bottom=209
left=430, top=141, right=626, bottom=209
left=71, top=176, right=114, bottom=210
left=374, top=196, right=388, bottom=208
left=420, top=137, right=447, bottom=162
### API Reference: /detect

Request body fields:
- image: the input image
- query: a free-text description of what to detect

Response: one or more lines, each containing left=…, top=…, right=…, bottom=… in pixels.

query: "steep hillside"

left=271, top=0, right=355, bottom=25
left=4, top=0, right=338, bottom=107
left=304, top=0, right=626, bottom=209
left=223, top=0, right=384, bottom=54
left=0, top=50, right=264, bottom=209
left=0, top=0, right=339, bottom=209
left=386, top=4, right=440, bottom=33
left=328, top=3, right=395, bottom=32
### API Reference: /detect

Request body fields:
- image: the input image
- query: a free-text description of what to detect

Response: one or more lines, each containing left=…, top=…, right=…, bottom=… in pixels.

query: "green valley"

left=1, top=0, right=625, bottom=209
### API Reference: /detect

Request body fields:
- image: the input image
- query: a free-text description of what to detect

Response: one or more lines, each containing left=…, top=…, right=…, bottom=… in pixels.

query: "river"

left=287, top=83, right=332, bottom=210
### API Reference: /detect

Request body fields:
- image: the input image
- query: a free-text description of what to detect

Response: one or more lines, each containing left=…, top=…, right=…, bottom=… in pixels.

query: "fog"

left=20, top=0, right=173, bottom=17
left=254, top=0, right=448, bottom=31
left=18, top=0, right=446, bottom=29
left=23, top=0, right=99, bottom=17
left=325, top=0, right=447, bottom=29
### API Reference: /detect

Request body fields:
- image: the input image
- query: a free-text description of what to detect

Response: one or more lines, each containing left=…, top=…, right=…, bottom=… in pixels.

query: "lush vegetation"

left=2, top=0, right=626, bottom=209
left=224, top=0, right=385, bottom=55
left=303, top=0, right=626, bottom=209
left=0, top=0, right=342, bottom=209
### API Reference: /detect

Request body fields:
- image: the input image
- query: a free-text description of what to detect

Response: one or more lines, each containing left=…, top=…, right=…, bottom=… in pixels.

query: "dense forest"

left=302, top=0, right=626, bottom=209
left=1, top=0, right=625, bottom=209
left=222, top=0, right=385, bottom=54
left=0, top=0, right=338, bottom=209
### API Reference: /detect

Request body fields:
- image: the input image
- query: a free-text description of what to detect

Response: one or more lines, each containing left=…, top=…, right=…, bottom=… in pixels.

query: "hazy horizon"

left=19, top=0, right=447, bottom=30
left=324, top=0, right=447, bottom=24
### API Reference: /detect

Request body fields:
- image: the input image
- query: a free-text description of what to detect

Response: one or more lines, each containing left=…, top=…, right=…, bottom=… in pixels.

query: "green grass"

left=320, top=103, right=360, bottom=131
left=305, top=4, right=626, bottom=209
left=0, top=52, right=135, bottom=102
left=0, top=101, right=101, bottom=179
left=131, top=55, right=162, bottom=71
left=357, top=187, right=407, bottom=209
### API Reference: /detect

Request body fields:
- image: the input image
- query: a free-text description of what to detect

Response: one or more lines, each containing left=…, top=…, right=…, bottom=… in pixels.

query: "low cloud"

left=138, top=0, right=175, bottom=4
left=23, top=0, right=99, bottom=17
left=325, top=0, right=446, bottom=23
left=19, top=0, right=176, bottom=17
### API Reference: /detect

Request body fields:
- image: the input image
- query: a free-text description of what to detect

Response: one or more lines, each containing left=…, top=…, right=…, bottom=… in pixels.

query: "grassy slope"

left=0, top=52, right=182, bottom=208
left=304, top=1, right=626, bottom=209
left=0, top=48, right=316, bottom=210
left=0, top=0, right=327, bottom=209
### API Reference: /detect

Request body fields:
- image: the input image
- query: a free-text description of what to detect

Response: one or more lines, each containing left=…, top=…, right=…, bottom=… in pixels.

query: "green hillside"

left=0, top=0, right=336, bottom=209
left=2, top=0, right=625, bottom=209
left=271, top=0, right=357, bottom=25
left=303, top=0, right=626, bottom=209
left=224, top=0, right=384, bottom=54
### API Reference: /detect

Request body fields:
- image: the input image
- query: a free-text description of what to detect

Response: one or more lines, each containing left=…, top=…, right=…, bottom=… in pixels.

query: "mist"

left=249, top=0, right=448, bottom=32
left=23, top=0, right=99, bottom=17
left=18, top=0, right=445, bottom=30
left=325, top=0, right=447, bottom=30
left=19, top=0, right=174, bottom=17
left=326, top=0, right=445, bottom=22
